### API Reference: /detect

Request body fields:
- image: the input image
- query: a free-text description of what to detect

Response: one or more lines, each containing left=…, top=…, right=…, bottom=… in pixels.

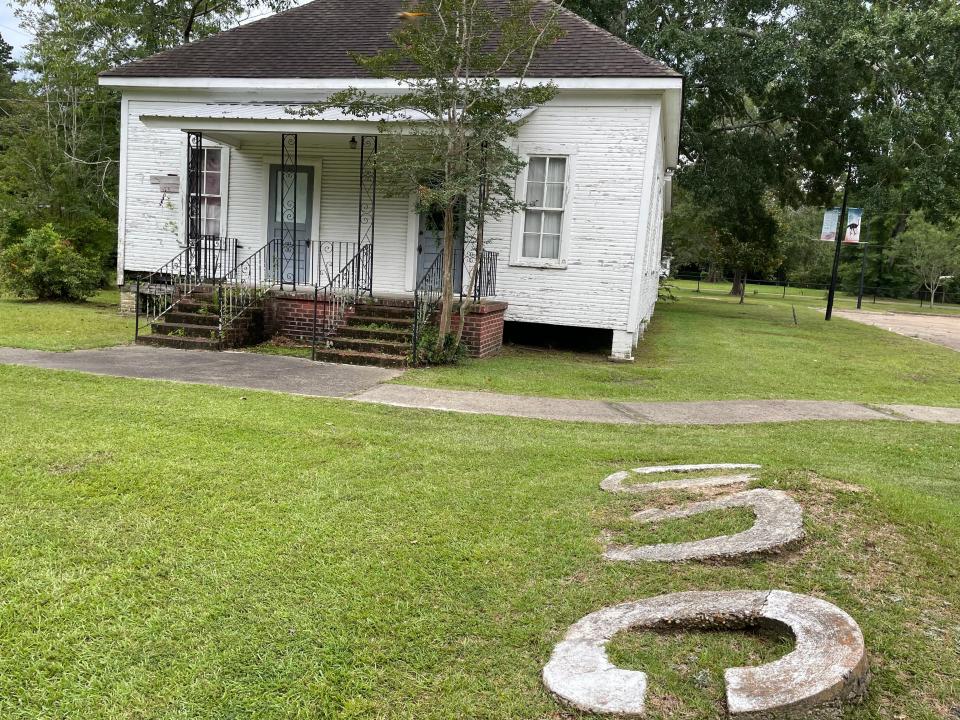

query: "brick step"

left=151, top=322, right=221, bottom=339
left=329, top=336, right=408, bottom=356
left=336, top=325, right=412, bottom=342
left=136, top=334, right=221, bottom=351
left=176, top=298, right=220, bottom=313
left=351, top=303, right=416, bottom=319
left=313, top=347, right=407, bottom=368
left=347, top=314, right=414, bottom=329
left=164, top=311, right=220, bottom=326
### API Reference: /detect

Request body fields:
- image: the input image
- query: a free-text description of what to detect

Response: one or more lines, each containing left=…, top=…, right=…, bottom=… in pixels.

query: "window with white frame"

left=522, top=155, right=567, bottom=260
left=199, top=148, right=223, bottom=236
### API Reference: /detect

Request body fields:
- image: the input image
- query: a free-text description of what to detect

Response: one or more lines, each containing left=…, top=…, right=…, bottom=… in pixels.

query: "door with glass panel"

left=522, top=156, right=566, bottom=261
left=267, top=165, right=314, bottom=286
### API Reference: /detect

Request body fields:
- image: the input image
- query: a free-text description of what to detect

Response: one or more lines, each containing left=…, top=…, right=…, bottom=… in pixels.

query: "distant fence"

left=671, top=273, right=960, bottom=308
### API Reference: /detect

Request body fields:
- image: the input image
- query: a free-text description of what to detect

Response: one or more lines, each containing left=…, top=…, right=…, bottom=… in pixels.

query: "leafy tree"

left=0, top=223, right=101, bottom=300
left=0, top=0, right=294, bottom=272
left=311, top=0, right=562, bottom=355
left=889, top=212, right=960, bottom=306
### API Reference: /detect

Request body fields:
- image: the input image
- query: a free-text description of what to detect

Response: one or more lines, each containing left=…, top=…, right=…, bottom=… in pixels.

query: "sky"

left=0, top=1, right=30, bottom=60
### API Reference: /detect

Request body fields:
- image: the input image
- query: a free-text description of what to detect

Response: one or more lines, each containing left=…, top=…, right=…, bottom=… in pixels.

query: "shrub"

left=0, top=224, right=101, bottom=301
left=412, top=325, right=467, bottom=365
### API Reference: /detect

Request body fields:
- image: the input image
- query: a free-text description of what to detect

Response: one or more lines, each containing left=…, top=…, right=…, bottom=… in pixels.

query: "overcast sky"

left=0, top=2, right=30, bottom=59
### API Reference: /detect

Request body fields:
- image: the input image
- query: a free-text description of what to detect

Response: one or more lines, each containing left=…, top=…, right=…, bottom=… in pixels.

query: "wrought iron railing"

left=461, top=248, right=498, bottom=302
left=317, top=244, right=374, bottom=347
left=412, top=252, right=445, bottom=364
left=133, top=236, right=238, bottom=341
left=410, top=249, right=498, bottom=363
left=217, top=239, right=283, bottom=335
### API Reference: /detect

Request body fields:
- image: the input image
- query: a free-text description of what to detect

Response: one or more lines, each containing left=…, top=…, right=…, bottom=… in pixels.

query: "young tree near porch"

left=308, top=0, right=563, bottom=355
left=890, top=212, right=960, bottom=307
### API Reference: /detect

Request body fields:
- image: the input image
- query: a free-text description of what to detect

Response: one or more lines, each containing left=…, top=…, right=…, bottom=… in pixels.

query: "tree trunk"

left=730, top=270, right=744, bottom=297
left=436, top=203, right=456, bottom=351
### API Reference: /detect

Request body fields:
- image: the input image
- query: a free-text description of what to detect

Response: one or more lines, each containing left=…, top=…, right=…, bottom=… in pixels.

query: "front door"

left=268, top=164, right=314, bottom=285
left=417, top=207, right=464, bottom=293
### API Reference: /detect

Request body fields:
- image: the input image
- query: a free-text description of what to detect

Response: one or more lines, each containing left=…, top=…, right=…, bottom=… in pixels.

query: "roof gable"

left=101, top=0, right=680, bottom=79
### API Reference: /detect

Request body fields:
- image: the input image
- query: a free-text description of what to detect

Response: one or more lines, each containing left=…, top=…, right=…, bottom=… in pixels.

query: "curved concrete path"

left=2, top=346, right=960, bottom=425
left=542, top=591, right=868, bottom=719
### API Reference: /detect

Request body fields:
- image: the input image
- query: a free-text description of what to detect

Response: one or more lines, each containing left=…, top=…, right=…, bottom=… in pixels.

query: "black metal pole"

left=856, top=243, right=868, bottom=310
left=825, top=164, right=852, bottom=321
left=311, top=284, right=318, bottom=362
left=134, top=278, right=140, bottom=341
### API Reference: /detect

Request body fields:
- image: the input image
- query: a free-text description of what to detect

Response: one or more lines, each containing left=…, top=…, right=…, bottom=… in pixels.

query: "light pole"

left=825, top=163, right=852, bottom=321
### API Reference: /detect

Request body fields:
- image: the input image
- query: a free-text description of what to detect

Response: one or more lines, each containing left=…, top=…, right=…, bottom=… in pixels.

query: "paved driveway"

left=0, top=345, right=401, bottom=397
left=834, top=310, right=960, bottom=352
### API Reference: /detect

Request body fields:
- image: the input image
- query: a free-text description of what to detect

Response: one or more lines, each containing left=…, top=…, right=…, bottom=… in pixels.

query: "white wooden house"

left=100, top=0, right=681, bottom=363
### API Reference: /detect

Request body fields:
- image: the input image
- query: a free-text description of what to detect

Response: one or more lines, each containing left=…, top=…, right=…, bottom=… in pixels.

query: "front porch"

left=127, top=122, right=503, bottom=366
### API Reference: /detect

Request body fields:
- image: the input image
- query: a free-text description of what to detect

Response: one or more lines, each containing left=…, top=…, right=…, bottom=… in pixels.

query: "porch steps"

left=136, top=284, right=261, bottom=351
left=318, top=297, right=416, bottom=368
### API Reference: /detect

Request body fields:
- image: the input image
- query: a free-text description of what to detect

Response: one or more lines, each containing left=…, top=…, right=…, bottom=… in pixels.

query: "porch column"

left=279, top=132, right=299, bottom=290
left=357, top=135, right=377, bottom=295
left=186, top=131, right=203, bottom=277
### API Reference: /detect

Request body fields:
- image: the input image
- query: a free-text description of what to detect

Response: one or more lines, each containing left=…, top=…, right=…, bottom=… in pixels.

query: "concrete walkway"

left=835, top=309, right=960, bottom=352
left=2, top=345, right=960, bottom=426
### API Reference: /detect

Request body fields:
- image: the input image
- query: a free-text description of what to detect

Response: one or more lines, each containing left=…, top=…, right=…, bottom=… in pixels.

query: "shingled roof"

left=101, top=0, right=680, bottom=79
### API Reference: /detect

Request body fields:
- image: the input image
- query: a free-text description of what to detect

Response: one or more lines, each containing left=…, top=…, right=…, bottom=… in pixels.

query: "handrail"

left=133, top=236, right=238, bottom=342
left=218, top=238, right=281, bottom=337
left=411, top=251, right=445, bottom=364
left=317, top=243, right=373, bottom=348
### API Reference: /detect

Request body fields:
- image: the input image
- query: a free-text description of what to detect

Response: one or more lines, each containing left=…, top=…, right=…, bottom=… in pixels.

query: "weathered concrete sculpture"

left=601, top=463, right=761, bottom=494
left=604, top=489, right=804, bottom=563
left=542, top=591, right=868, bottom=719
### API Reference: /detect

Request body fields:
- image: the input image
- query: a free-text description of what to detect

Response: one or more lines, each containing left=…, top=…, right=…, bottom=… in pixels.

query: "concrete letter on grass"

left=604, top=489, right=804, bottom=563
left=601, top=463, right=761, bottom=494
left=542, top=591, right=867, bottom=719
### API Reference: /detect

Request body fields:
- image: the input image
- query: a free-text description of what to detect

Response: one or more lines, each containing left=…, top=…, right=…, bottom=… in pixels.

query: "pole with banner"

left=824, top=164, right=851, bottom=321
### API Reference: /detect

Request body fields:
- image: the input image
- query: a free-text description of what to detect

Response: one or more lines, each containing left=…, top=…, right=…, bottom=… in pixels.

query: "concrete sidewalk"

left=2, top=345, right=959, bottom=426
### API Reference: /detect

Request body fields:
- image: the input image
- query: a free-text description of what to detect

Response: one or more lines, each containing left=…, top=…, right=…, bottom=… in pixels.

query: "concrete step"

left=151, top=322, right=221, bottom=339
left=329, top=336, right=408, bottom=356
left=336, top=325, right=412, bottom=342
left=176, top=298, right=220, bottom=314
left=313, top=347, right=407, bottom=368
left=136, top=334, right=221, bottom=351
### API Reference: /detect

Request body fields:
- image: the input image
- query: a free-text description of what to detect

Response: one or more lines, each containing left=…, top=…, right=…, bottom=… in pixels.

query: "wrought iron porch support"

left=357, top=135, right=378, bottom=296
left=280, top=132, right=299, bottom=290
left=186, top=132, right=203, bottom=277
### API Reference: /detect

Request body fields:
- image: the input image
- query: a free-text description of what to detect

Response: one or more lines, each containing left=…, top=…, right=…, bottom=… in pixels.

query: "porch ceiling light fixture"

left=349, top=136, right=358, bottom=150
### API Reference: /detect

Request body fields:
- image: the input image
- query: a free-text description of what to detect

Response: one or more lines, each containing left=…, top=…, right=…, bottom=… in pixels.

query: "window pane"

left=541, top=234, right=561, bottom=259
left=544, top=182, right=564, bottom=208
left=204, top=218, right=220, bottom=235
left=203, top=171, right=220, bottom=196
left=527, top=157, right=546, bottom=182
left=542, top=210, right=562, bottom=234
left=526, top=181, right=544, bottom=207
left=522, top=234, right=541, bottom=258
left=546, top=157, right=566, bottom=182
left=523, top=210, right=542, bottom=233
left=204, top=149, right=221, bottom=172
left=204, top=197, right=221, bottom=219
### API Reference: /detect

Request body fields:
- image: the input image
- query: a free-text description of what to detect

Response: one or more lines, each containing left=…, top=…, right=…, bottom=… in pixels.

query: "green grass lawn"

left=0, top=289, right=133, bottom=351
left=399, top=284, right=960, bottom=406
left=676, top=278, right=960, bottom=315
left=1, top=364, right=958, bottom=719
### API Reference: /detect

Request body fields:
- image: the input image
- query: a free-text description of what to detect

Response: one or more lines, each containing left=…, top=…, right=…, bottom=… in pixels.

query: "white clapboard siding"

left=485, top=99, right=652, bottom=330
left=122, top=92, right=662, bottom=334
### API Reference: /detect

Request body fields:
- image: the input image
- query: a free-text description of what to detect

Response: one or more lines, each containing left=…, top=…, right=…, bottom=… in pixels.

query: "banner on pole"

left=843, top=208, right=864, bottom=244
left=820, top=208, right=841, bottom=242
left=819, top=207, right=865, bottom=243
